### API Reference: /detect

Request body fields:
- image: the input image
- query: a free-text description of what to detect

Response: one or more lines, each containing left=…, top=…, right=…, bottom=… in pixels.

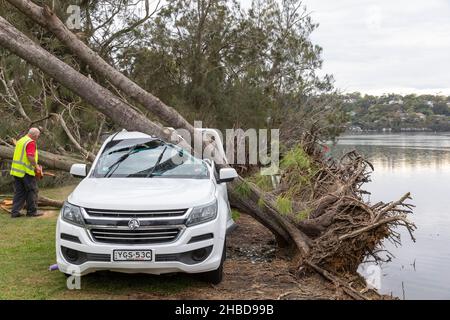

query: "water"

left=331, top=132, right=450, bottom=300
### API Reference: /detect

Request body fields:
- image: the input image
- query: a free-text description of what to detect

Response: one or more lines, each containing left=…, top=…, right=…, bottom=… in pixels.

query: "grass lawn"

left=0, top=185, right=201, bottom=299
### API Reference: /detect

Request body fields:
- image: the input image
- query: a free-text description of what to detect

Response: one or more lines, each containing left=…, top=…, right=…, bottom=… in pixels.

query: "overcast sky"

left=242, top=0, right=450, bottom=95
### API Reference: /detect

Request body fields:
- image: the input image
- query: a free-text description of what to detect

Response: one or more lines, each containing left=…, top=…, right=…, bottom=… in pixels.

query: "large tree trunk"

left=6, top=0, right=195, bottom=135
left=37, top=196, right=64, bottom=208
left=0, top=16, right=174, bottom=143
left=228, top=176, right=310, bottom=249
left=0, top=145, right=79, bottom=171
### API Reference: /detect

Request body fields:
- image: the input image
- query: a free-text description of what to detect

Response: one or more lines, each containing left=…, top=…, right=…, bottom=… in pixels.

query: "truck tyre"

left=200, top=239, right=226, bottom=285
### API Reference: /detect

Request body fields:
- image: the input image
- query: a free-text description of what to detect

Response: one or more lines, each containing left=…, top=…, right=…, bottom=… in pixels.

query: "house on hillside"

left=414, top=112, right=427, bottom=120
left=389, top=99, right=404, bottom=105
left=348, top=125, right=363, bottom=132
left=343, top=97, right=356, bottom=104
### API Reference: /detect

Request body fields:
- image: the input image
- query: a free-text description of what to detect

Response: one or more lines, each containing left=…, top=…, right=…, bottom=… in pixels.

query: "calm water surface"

left=331, top=133, right=450, bottom=299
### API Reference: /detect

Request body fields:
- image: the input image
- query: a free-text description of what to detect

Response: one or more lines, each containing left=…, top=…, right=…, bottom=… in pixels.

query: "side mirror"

left=70, top=164, right=87, bottom=178
left=218, top=168, right=238, bottom=183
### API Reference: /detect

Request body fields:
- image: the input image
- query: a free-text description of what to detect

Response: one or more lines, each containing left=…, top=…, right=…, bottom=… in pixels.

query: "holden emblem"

left=128, top=219, right=140, bottom=230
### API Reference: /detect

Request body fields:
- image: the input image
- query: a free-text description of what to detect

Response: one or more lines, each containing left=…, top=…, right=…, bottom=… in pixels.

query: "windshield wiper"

left=146, top=146, right=168, bottom=178
left=103, top=144, right=148, bottom=178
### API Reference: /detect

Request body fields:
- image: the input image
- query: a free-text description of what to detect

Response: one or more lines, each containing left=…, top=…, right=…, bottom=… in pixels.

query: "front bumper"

left=56, top=215, right=226, bottom=277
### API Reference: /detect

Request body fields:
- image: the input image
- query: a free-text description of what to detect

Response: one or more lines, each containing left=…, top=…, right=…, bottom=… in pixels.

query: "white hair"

left=28, top=127, right=41, bottom=138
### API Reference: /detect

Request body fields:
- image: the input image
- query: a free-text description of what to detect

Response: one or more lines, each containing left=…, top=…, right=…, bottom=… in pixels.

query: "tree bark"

left=0, top=145, right=80, bottom=171
left=6, top=0, right=194, bottom=135
left=228, top=176, right=291, bottom=245
left=38, top=195, right=63, bottom=208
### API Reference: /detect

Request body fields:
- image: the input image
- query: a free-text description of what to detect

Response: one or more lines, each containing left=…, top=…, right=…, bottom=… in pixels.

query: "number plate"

left=113, top=250, right=153, bottom=261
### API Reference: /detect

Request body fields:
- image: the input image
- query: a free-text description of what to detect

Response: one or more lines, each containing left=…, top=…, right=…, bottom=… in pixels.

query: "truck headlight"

left=61, top=202, right=84, bottom=226
left=186, top=200, right=217, bottom=226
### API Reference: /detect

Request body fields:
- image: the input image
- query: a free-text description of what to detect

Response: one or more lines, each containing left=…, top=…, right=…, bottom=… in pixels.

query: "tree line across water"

left=340, top=92, right=450, bottom=132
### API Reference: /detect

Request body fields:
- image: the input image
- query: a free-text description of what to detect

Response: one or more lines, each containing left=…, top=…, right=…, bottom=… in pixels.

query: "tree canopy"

left=1, top=0, right=339, bottom=153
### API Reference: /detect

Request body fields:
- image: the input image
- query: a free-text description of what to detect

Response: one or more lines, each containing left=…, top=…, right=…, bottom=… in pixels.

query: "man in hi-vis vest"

left=10, top=128, right=43, bottom=218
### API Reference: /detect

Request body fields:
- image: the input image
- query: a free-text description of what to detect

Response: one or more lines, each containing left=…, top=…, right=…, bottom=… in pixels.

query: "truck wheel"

left=200, top=240, right=226, bottom=285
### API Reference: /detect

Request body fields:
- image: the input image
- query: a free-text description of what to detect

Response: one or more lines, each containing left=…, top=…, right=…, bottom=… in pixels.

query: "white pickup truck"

left=56, top=130, right=237, bottom=284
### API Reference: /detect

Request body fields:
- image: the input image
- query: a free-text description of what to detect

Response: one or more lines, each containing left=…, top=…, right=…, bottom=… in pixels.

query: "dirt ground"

left=127, top=214, right=376, bottom=300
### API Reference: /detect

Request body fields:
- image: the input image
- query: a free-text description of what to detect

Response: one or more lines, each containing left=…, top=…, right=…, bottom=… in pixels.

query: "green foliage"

left=123, top=0, right=333, bottom=129
left=248, top=173, right=273, bottom=192
left=296, top=208, right=311, bottom=221
left=231, top=209, right=240, bottom=221
left=275, top=196, right=293, bottom=215
left=281, top=146, right=313, bottom=171
left=234, top=180, right=251, bottom=199
left=257, top=197, right=266, bottom=209
left=279, top=145, right=319, bottom=199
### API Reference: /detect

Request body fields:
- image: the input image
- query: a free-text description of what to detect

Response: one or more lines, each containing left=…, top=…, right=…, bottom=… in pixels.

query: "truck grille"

left=89, top=227, right=182, bottom=244
left=85, top=208, right=187, bottom=218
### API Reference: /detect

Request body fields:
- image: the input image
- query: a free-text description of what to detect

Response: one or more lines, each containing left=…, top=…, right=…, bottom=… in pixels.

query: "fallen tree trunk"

left=37, top=195, right=63, bottom=208
left=6, top=0, right=195, bottom=135
left=0, top=145, right=79, bottom=171
left=228, top=176, right=299, bottom=247
left=0, top=16, right=176, bottom=144
left=1, top=195, right=63, bottom=210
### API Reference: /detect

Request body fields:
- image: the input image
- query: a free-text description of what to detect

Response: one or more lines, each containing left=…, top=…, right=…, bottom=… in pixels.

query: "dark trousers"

left=11, top=174, right=38, bottom=216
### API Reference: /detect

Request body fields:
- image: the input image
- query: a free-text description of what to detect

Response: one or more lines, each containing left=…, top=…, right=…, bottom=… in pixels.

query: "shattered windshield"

left=92, top=138, right=209, bottom=179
